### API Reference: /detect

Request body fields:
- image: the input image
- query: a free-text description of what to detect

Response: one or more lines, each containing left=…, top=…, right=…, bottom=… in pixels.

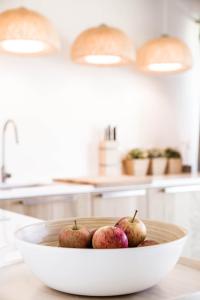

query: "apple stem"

left=74, top=220, right=78, bottom=230
left=131, top=210, right=138, bottom=223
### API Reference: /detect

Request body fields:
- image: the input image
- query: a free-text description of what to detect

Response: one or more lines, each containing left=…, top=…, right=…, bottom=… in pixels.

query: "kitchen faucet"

left=1, top=120, right=19, bottom=183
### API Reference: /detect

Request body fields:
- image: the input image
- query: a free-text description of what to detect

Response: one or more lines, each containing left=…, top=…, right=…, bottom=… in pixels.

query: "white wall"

left=164, top=1, right=200, bottom=172
left=0, top=0, right=199, bottom=181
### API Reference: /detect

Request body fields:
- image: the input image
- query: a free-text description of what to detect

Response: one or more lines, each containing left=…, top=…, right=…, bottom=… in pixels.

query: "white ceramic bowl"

left=15, top=217, right=187, bottom=296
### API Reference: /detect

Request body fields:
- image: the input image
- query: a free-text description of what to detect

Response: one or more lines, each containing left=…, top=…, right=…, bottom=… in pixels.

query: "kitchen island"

left=1, top=258, right=200, bottom=300
left=0, top=209, right=200, bottom=300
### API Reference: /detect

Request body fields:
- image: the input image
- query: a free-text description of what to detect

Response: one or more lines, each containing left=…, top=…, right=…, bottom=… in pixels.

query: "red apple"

left=115, top=210, right=147, bottom=247
left=92, top=226, right=128, bottom=249
left=59, top=220, right=90, bottom=248
left=138, top=240, right=159, bottom=247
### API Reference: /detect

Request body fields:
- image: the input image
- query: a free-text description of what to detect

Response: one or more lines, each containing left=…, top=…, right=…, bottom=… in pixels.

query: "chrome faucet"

left=1, top=120, right=19, bottom=183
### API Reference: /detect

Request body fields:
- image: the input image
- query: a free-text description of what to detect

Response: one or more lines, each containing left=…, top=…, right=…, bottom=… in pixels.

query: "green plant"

left=164, top=148, right=181, bottom=159
left=127, top=148, right=148, bottom=159
left=148, top=148, right=165, bottom=159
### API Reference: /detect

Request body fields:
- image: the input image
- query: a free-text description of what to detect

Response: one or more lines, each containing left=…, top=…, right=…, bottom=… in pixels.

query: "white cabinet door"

left=91, top=190, right=148, bottom=218
left=148, top=187, right=200, bottom=259
left=0, top=194, right=92, bottom=220
left=0, top=200, right=25, bottom=215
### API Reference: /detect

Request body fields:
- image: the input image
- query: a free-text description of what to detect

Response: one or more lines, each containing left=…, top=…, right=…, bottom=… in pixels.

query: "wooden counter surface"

left=0, top=257, right=200, bottom=299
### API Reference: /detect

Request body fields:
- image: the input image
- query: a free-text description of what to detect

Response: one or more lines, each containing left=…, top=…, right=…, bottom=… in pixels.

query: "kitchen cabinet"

left=0, top=194, right=91, bottom=220
left=147, top=186, right=200, bottom=259
left=90, top=189, right=148, bottom=218
left=0, top=190, right=148, bottom=220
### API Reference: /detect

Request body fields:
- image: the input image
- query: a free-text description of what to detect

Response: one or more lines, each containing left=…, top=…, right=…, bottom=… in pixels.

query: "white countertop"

left=64, top=174, right=200, bottom=193
left=0, top=174, right=200, bottom=201
left=0, top=182, right=95, bottom=200
left=0, top=209, right=41, bottom=267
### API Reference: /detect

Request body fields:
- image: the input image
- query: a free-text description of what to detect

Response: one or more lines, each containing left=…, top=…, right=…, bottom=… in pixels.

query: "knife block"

left=98, top=140, right=121, bottom=176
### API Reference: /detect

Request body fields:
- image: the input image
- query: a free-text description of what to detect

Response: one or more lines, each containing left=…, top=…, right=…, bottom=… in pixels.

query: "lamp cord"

left=162, top=0, right=168, bottom=35
left=20, top=0, right=26, bottom=7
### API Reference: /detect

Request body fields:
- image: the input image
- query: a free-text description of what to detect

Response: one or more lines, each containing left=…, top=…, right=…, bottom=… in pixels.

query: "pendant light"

left=137, top=0, right=192, bottom=74
left=137, top=35, right=192, bottom=73
left=71, top=24, right=135, bottom=66
left=0, top=7, right=60, bottom=55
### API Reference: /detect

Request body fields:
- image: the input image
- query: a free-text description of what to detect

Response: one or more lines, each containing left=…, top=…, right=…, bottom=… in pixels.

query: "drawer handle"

left=162, top=185, right=200, bottom=194
left=97, top=189, right=146, bottom=199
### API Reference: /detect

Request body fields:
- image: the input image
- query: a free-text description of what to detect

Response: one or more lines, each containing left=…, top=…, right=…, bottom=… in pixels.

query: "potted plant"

left=148, top=148, right=167, bottom=175
left=165, top=148, right=182, bottom=174
left=124, top=148, right=149, bottom=176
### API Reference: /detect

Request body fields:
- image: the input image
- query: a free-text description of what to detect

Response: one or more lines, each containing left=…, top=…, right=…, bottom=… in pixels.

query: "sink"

left=0, top=182, right=52, bottom=191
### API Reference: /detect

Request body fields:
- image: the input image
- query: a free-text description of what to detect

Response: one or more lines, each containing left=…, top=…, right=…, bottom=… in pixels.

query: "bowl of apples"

left=15, top=211, right=187, bottom=297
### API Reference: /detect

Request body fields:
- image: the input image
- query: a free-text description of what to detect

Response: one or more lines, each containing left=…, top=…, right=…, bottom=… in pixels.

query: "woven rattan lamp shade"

left=137, top=35, right=192, bottom=74
left=71, top=24, right=135, bottom=66
left=0, top=7, right=60, bottom=55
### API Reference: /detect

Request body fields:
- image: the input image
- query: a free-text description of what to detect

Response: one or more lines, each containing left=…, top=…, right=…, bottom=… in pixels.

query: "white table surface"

left=1, top=258, right=200, bottom=300
left=0, top=209, right=41, bottom=267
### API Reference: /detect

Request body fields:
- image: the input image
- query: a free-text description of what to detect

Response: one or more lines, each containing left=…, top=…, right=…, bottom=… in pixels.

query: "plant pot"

left=150, top=158, right=167, bottom=175
left=124, top=159, right=149, bottom=176
left=167, top=158, right=182, bottom=174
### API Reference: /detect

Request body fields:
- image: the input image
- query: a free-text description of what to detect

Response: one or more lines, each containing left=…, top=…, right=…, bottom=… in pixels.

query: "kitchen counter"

left=0, top=209, right=41, bottom=267
left=1, top=257, right=200, bottom=299
left=1, top=174, right=200, bottom=201
left=0, top=182, right=95, bottom=201
left=56, top=173, right=200, bottom=193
